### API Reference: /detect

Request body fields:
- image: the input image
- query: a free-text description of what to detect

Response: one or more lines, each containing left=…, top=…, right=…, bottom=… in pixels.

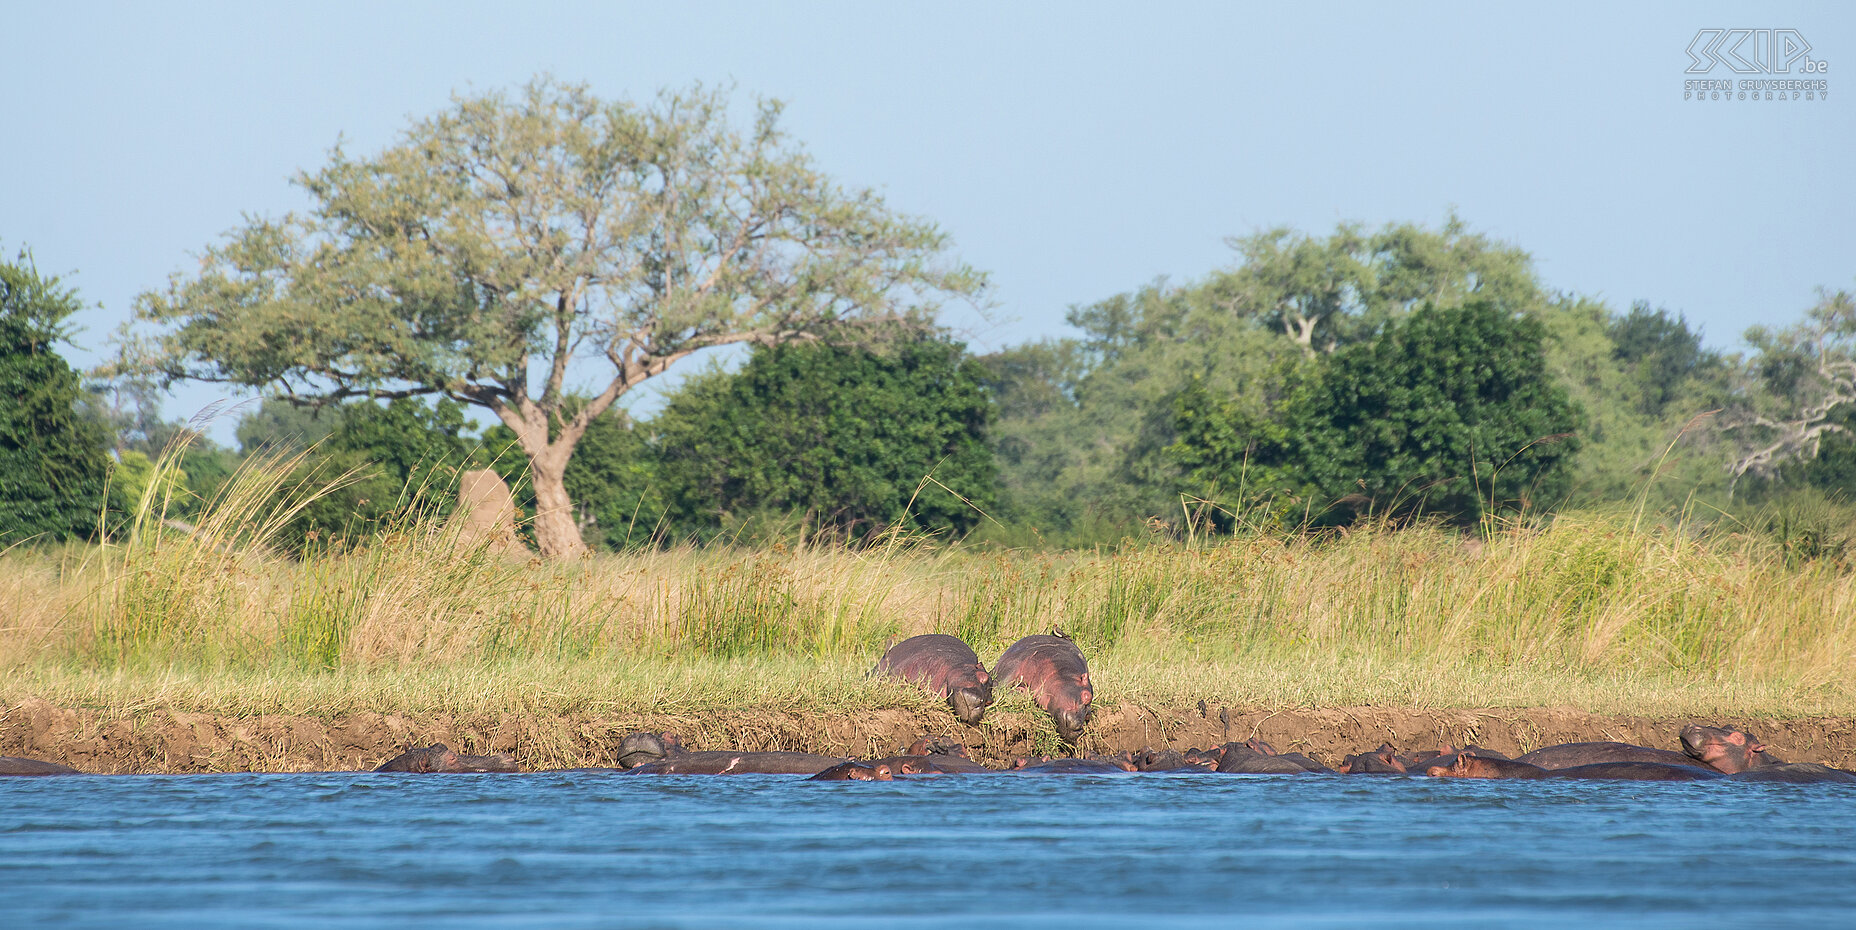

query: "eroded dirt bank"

left=7, top=697, right=1856, bottom=773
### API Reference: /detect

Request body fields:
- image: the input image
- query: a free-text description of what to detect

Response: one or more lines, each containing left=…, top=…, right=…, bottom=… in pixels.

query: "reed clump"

left=2, top=444, right=1852, bottom=718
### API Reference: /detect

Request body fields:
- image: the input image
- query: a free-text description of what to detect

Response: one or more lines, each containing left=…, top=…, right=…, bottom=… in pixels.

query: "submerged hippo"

left=1515, top=741, right=1698, bottom=770
left=1340, top=745, right=1414, bottom=775
left=375, top=744, right=520, bottom=773
left=0, top=756, right=82, bottom=776
left=1679, top=725, right=1785, bottom=774
left=992, top=633, right=1094, bottom=743
left=809, top=761, right=895, bottom=781
left=1426, top=755, right=1551, bottom=779
left=1133, top=748, right=1212, bottom=772
left=616, top=731, right=686, bottom=769
left=1725, top=763, right=1856, bottom=784
left=1215, top=740, right=1332, bottom=774
left=1548, top=761, right=1722, bottom=781
left=875, top=634, right=995, bottom=726
left=1011, top=757, right=1132, bottom=775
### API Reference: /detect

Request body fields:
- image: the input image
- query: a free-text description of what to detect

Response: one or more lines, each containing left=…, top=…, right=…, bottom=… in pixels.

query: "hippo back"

left=992, top=634, right=1090, bottom=693
left=993, top=634, right=1094, bottom=742
left=875, top=634, right=988, bottom=695
left=1515, top=741, right=1697, bottom=770
left=0, top=756, right=82, bottom=776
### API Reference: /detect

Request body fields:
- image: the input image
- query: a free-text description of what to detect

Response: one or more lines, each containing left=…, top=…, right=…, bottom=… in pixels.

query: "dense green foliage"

left=0, top=249, right=112, bottom=544
left=652, top=335, right=996, bottom=539
left=275, top=398, right=474, bottom=548
left=1173, top=302, right=1582, bottom=524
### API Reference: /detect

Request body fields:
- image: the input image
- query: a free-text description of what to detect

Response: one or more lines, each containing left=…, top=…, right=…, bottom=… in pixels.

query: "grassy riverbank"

left=3, top=450, right=1854, bottom=719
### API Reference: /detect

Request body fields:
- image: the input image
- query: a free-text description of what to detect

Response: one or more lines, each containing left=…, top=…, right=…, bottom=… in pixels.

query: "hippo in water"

left=875, top=634, right=995, bottom=726
left=809, top=761, right=895, bottom=781
left=0, top=756, right=82, bottom=776
left=1340, top=745, right=1415, bottom=775
left=375, top=744, right=520, bottom=773
left=1725, top=763, right=1856, bottom=784
left=864, top=738, right=995, bottom=775
left=1679, top=725, right=1784, bottom=774
left=616, top=731, right=686, bottom=769
left=1214, top=740, right=1332, bottom=774
left=1426, top=755, right=1721, bottom=781
left=1011, top=757, right=1132, bottom=774
left=991, top=633, right=1094, bottom=743
left=1548, top=761, right=1723, bottom=781
left=1515, top=741, right=1698, bottom=770
left=1425, top=755, right=1551, bottom=779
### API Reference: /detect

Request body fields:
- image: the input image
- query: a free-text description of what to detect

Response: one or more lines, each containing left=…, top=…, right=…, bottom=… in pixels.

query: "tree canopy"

left=133, top=77, right=985, bottom=558
left=652, top=334, right=996, bottom=539
left=1172, top=302, right=1583, bottom=525
left=0, top=247, right=112, bottom=544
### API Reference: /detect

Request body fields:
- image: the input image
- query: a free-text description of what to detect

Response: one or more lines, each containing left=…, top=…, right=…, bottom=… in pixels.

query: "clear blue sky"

left=5, top=2, right=1849, bottom=441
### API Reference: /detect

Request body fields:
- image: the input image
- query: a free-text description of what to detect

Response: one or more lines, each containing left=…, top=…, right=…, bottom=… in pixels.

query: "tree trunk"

left=528, top=453, right=589, bottom=560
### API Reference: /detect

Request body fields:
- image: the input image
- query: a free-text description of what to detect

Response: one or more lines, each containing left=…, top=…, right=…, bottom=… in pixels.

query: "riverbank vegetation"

left=3, top=445, right=1852, bottom=720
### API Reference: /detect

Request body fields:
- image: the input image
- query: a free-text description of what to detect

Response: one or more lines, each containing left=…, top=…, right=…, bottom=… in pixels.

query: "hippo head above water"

left=1680, top=724, right=1778, bottom=774
left=617, top=731, right=685, bottom=769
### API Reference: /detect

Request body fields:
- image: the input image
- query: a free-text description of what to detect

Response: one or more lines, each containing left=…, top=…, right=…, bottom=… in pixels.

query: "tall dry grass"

left=2, top=444, right=1853, bottom=718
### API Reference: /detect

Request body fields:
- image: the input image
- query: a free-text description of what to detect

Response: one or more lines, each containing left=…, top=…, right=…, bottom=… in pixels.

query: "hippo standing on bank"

left=992, top=632, right=1094, bottom=743
left=874, top=634, right=995, bottom=726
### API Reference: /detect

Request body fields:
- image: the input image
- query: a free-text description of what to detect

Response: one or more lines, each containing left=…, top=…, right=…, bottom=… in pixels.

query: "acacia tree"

left=133, top=79, right=985, bottom=557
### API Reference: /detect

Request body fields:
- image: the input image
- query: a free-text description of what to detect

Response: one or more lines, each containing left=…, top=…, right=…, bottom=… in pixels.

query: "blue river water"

left=3, top=771, right=1855, bottom=928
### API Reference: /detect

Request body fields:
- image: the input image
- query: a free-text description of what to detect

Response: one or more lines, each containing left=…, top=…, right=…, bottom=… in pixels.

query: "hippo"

left=904, top=735, right=970, bottom=758
left=1455, top=745, right=1511, bottom=761
left=1011, top=757, right=1132, bottom=775
left=1134, top=748, right=1212, bottom=772
left=1725, top=763, right=1856, bottom=784
left=375, top=744, right=520, bottom=773
left=1515, top=741, right=1698, bottom=770
left=1182, top=746, right=1226, bottom=769
left=1214, top=741, right=1332, bottom=774
left=875, top=754, right=986, bottom=774
left=875, top=634, right=995, bottom=726
left=1679, top=725, right=1785, bottom=774
left=616, top=731, right=685, bottom=769
left=1425, top=755, right=1550, bottom=779
left=0, top=756, right=82, bottom=776
left=1548, top=762, right=1722, bottom=781
left=992, top=633, right=1094, bottom=743
left=1340, top=746, right=1412, bottom=775
left=627, top=751, right=848, bottom=775
left=865, top=737, right=990, bottom=773
left=809, top=761, right=895, bottom=781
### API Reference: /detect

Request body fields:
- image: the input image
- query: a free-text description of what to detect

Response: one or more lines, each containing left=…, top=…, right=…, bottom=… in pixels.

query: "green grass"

left=3, top=444, right=1854, bottom=719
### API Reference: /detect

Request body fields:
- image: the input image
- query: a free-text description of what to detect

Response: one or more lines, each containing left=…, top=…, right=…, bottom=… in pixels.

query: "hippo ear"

left=1727, top=731, right=1747, bottom=746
